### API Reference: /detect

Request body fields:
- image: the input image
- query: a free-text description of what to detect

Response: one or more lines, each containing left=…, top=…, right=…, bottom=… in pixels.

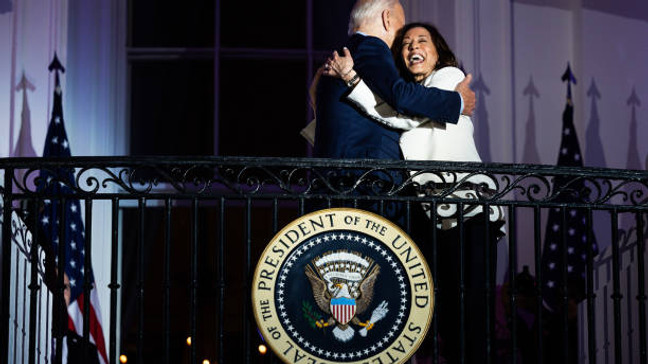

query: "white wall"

left=580, top=9, right=648, bottom=169
left=0, top=0, right=127, bottom=356
left=0, top=0, right=126, bottom=158
left=0, top=0, right=66, bottom=158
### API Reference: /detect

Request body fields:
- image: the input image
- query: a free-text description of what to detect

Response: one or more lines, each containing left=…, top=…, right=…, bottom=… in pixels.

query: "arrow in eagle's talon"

left=316, top=319, right=330, bottom=328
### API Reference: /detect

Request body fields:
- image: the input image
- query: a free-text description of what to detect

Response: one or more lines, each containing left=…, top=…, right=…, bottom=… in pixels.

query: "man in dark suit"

left=313, top=0, right=475, bottom=224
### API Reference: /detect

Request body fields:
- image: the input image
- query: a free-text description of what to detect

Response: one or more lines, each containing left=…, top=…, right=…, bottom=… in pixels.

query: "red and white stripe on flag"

left=67, top=288, right=108, bottom=364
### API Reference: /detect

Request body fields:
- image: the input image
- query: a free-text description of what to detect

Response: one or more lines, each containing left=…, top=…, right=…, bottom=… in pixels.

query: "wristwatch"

left=346, top=73, right=360, bottom=88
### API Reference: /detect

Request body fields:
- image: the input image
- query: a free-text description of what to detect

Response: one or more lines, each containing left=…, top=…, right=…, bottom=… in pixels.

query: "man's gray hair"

left=348, top=0, right=399, bottom=35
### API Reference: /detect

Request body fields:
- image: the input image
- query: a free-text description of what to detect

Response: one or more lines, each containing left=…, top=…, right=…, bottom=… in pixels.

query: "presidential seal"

left=252, top=208, right=434, bottom=364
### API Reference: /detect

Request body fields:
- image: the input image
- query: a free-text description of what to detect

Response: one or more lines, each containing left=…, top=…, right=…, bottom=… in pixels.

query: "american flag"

left=38, top=55, right=108, bottom=364
left=540, top=64, right=598, bottom=312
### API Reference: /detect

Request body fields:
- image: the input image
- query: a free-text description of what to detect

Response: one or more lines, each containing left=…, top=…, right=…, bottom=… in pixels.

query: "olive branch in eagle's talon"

left=301, top=300, right=323, bottom=329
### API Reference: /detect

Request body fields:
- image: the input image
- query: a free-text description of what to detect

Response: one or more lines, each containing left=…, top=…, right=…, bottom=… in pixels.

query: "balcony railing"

left=1, top=156, right=647, bottom=364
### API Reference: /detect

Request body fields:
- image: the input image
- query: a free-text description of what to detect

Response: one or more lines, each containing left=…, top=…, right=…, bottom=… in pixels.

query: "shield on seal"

left=330, top=297, right=356, bottom=325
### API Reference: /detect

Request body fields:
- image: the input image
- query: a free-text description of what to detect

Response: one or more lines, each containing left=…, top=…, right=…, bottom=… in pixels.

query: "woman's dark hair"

left=393, top=22, right=459, bottom=81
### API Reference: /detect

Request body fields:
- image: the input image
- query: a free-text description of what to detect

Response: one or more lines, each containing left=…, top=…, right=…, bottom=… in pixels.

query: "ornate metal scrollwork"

left=9, top=210, right=47, bottom=278
left=0, top=157, right=645, bottom=209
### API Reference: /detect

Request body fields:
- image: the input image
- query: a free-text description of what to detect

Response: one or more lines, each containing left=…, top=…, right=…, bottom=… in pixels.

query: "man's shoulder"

left=348, top=33, right=389, bottom=53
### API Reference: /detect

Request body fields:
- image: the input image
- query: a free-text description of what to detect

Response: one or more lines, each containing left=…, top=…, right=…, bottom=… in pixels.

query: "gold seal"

left=252, top=208, right=434, bottom=364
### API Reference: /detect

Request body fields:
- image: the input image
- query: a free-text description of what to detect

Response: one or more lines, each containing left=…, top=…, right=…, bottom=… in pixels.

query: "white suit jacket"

left=347, top=67, right=504, bottom=229
left=346, top=67, right=481, bottom=164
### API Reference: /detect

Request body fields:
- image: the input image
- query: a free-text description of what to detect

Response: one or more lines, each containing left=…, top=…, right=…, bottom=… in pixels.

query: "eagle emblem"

left=305, top=250, right=389, bottom=342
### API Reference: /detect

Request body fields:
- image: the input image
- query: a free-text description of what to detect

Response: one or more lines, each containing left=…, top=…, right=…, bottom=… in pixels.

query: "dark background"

left=129, top=0, right=356, bottom=158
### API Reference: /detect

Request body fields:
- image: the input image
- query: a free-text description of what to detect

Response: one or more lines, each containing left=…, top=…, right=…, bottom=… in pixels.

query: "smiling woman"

left=400, top=27, right=438, bottom=82
left=394, top=23, right=458, bottom=83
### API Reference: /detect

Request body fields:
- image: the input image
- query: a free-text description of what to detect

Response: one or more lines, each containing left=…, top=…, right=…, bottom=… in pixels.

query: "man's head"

left=349, top=0, right=405, bottom=47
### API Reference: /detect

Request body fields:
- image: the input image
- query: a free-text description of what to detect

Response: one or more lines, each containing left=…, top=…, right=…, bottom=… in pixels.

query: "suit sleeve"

left=346, top=80, right=429, bottom=130
left=353, top=37, right=461, bottom=124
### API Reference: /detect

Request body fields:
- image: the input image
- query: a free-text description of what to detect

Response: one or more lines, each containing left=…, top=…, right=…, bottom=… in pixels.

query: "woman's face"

left=401, top=27, right=438, bottom=83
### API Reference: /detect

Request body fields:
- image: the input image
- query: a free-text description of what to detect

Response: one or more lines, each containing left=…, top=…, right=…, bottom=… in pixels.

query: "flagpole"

left=39, top=53, right=108, bottom=364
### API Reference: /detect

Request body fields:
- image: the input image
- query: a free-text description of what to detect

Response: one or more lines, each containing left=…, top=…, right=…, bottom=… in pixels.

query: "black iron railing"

left=1, top=157, right=647, bottom=364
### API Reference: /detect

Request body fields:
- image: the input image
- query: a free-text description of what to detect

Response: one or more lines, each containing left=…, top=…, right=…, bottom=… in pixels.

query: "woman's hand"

left=323, top=47, right=356, bottom=83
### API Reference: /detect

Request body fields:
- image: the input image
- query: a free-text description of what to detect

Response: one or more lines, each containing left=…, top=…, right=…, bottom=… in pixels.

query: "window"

left=128, top=0, right=354, bottom=157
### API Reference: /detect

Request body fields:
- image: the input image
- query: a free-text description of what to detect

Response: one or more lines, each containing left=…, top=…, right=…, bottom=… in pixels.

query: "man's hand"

left=455, top=74, right=476, bottom=116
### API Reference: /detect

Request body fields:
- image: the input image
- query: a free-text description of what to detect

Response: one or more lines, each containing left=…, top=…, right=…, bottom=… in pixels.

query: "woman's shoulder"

left=425, top=66, right=465, bottom=90
left=433, top=66, right=465, bottom=80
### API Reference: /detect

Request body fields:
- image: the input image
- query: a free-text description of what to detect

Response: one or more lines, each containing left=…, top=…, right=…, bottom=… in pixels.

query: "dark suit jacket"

left=314, top=33, right=461, bottom=161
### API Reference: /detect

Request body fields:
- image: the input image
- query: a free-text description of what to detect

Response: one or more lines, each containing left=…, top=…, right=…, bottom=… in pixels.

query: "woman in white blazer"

left=326, top=23, right=504, bottom=363
left=326, top=24, right=504, bottom=228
